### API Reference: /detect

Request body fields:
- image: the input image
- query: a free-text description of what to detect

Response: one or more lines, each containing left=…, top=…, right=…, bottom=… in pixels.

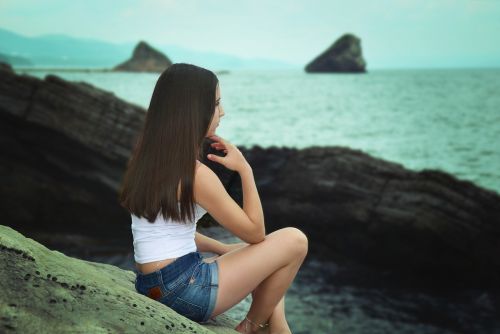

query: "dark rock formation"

left=0, top=62, right=143, bottom=245
left=0, top=224, right=238, bottom=333
left=1, top=65, right=499, bottom=289
left=113, top=41, right=172, bottom=73
left=305, top=33, right=366, bottom=73
left=0, top=61, right=14, bottom=73
left=217, top=145, right=500, bottom=287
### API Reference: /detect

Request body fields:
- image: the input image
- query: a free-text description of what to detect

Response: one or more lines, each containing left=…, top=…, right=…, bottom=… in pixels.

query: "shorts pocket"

left=135, top=276, right=151, bottom=296
left=135, top=280, right=166, bottom=302
left=164, top=261, right=202, bottom=290
left=187, top=262, right=203, bottom=285
left=170, top=296, right=203, bottom=322
left=163, top=272, right=189, bottom=291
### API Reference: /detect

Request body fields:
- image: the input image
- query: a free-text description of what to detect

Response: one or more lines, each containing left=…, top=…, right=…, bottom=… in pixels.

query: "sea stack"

left=305, top=33, right=366, bottom=73
left=113, top=41, right=172, bottom=73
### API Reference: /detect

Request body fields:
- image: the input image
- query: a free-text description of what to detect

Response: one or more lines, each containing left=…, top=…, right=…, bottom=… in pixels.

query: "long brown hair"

left=118, top=63, right=219, bottom=223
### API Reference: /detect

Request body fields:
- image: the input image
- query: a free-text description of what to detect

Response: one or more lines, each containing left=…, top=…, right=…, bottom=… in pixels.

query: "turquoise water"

left=20, top=68, right=500, bottom=194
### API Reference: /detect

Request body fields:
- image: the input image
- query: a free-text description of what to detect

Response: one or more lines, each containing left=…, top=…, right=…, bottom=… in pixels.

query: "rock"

left=113, top=41, right=172, bottom=73
left=2, top=68, right=499, bottom=288
left=0, top=65, right=144, bottom=244
left=0, top=65, right=144, bottom=162
left=0, top=224, right=238, bottom=333
left=0, top=54, right=32, bottom=67
left=305, top=33, right=366, bottom=73
left=220, top=145, right=500, bottom=287
left=0, top=61, right=14, bottom=73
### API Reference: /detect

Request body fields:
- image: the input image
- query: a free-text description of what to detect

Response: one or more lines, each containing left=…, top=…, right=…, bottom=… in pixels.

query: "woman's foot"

left=234, top=317, right=270, bottom=334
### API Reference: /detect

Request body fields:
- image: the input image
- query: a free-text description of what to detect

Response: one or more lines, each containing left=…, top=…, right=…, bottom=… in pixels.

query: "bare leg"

left=267, top=294, right=290, bottom=333
left=240, top=291, right=290, bottom=334
left=235, top=247, right=306, bottom=333
left=204, top=252, right=289, bottom=332
left=207, top=228, right=308, bottom=333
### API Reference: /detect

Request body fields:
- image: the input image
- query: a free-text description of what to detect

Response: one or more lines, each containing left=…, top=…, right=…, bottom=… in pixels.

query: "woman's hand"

left=207, top=135, right=250, bottom=173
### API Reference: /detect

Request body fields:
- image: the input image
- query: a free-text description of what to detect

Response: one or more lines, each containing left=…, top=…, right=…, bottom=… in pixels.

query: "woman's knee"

left=280, top=227, right=308, bottom=257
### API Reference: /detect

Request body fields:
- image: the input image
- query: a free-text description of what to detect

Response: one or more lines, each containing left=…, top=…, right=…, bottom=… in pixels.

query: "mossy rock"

left=0, top=225, right=238, bottom=333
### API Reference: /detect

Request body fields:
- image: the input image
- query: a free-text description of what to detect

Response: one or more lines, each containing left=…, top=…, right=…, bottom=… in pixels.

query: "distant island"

left=113, top=41, right=172, bottom=73
left=305, top=33, right=367, bottom=73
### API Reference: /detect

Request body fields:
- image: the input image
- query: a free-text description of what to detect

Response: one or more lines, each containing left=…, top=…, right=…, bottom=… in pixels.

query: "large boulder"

left=113, top=41, right=172, bottom=73
left=215, top=146, right=500, bottom=287
left=305, top=33, right=366, bottom=73
left=0, top=224, right=238, bottom=333
left=0, top=61, right=15, bottom=72
left=0, top=61, right=144, bottom=245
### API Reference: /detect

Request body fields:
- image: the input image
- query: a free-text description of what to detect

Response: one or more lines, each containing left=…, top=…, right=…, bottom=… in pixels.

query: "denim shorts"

left=133, top=251, right=219, bottom=323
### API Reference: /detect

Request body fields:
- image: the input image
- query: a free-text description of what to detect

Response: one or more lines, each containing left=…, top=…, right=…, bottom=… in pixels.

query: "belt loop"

left=157, top=269, right=163, bottom=286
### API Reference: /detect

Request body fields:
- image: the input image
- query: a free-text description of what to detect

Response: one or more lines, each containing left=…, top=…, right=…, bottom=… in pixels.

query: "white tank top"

left=131, top=202, right=208, bottom=264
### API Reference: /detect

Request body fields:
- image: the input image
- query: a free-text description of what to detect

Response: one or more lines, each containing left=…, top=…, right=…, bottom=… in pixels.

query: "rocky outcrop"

left=305, top=33, right=366, bottom=73
left=0, top=62, right=143, bottom=162
left=1, top=64, right=499, bottom=288
left=0, top=61, right=14, bottom=73
left=113, top=41, right=172, bottom=73
left=0, top=225, right=238, bottom=333
left=213, top=146, right=500, bottom=287
left=0, top=61, right=144, bottom=245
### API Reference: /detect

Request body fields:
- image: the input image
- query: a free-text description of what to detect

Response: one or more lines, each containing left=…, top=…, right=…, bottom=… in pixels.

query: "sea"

left=19, top=67, right=500, bottom=195
left=16, top=67, right=500, bottom=333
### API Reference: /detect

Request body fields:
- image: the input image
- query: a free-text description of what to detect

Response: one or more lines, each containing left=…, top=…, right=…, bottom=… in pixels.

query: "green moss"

left=0, top=225, right=238, bottom=333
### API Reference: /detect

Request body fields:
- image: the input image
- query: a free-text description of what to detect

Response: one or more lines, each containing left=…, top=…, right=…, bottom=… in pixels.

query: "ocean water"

left=20, top=68, right=500, bottom=194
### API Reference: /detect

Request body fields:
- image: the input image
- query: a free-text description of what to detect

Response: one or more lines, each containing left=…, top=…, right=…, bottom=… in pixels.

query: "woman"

left=119, top=63, right=308, bottom=334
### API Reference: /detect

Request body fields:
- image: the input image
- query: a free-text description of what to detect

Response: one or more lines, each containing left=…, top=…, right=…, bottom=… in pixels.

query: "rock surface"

left=0, top=224, right=238, bottom=333
left=0, top=61, right=143, bottom=245
left=1, top=63, right=499, bottom=289
left=305, top=33, right=366, bottom=73
left=214, top=146, right=500, bottom=287
left=113, top=41, right=172, bottom=73
left=0, top=61, right=15, bottom=72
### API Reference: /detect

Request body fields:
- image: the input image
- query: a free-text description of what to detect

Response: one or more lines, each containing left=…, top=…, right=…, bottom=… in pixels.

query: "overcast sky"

left=1, top=0, right=499, bottom=68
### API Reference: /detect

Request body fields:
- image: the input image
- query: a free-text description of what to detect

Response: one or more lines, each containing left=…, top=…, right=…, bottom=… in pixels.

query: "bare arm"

left=194, top=231, right=226, bottom=254
left=239, top=165, right=265, bottom=237
left=197, top=134, right=265, bottom=244
left=194, top=163, right=266, bottom=244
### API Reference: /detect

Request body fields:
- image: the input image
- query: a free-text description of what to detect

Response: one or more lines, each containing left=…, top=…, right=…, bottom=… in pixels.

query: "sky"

left=1, top=0, right=499, bottom=68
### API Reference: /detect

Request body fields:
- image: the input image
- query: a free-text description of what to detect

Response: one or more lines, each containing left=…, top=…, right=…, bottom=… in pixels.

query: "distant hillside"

left=0, top=27, right=297, bottom=70
left=0, top=52, right=32, bottom=66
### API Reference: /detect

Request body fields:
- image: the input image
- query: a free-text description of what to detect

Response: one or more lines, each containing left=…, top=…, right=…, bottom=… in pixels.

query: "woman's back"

left=131, top=202, right=207, bottom=264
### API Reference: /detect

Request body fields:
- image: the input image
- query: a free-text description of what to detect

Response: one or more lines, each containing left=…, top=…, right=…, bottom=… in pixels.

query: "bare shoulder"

left=194, top=160, right=215, bottom=182
left=195, top=159, right=203, bottom=171
left=193, top=162, right=223, bottom=202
